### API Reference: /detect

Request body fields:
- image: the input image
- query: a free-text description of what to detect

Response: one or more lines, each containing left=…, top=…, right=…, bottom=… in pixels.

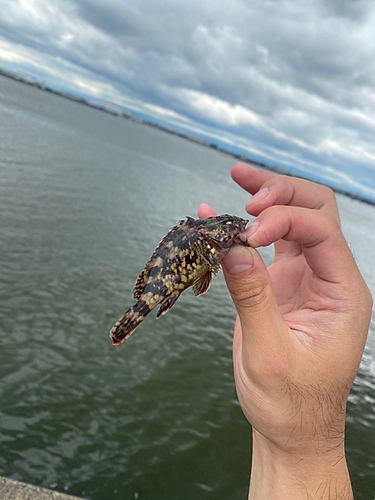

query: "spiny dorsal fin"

left=133, top=268, right=147, bottom=300
left=133, top=217, right=196, bottom=300
left=133, top=224, right=183, bottom=299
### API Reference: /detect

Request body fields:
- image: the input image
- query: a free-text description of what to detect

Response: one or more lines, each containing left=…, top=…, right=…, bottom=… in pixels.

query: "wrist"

left=249, top=429, right=353, bottom=500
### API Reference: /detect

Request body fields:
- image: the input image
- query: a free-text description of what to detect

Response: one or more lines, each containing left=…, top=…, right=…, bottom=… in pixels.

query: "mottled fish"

left=110, top=214, right=249, bottom=345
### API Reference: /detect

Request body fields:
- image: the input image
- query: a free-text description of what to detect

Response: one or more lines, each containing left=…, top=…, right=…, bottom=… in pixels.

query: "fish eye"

left=222, top=216, right=230, bottom=222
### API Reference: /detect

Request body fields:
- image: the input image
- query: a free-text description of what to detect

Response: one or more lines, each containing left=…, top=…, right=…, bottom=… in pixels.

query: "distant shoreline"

left=1, top=66, right=374, bottom=207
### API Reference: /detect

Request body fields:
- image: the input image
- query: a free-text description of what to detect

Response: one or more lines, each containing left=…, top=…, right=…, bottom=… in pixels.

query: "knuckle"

left=274, top=174, right=289, bottom=185
left=270, top=175, right=292, bottom=195
left=320, top=185, right=339, bottom=213
left=323, top=210, right=341, bottom=230
left=363, top=284, right=373, bottom=315
left=368, top=288, right=374, bottom=309
left=311, top=210, right=340, bottom=239
left=259, top=203, right=286, bottom=220
left=321, top=185, right=336, bottom=202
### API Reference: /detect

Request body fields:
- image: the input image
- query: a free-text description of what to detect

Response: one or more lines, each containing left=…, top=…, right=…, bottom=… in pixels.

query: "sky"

left=1, top=0, right=375, bottom=201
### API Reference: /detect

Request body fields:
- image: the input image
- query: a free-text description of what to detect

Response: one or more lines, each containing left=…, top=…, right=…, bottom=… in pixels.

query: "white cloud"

left=1, top=0, right=375, bottom=199
left=172, top=88, right=264, bottom=127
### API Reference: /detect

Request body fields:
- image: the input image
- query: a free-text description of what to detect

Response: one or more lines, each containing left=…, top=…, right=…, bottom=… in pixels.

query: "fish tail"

left=110, top=300, right=150, bottom=345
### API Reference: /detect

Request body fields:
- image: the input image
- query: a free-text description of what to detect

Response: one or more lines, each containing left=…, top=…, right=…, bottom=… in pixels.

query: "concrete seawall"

left=0, top=476, right=85, bottom=500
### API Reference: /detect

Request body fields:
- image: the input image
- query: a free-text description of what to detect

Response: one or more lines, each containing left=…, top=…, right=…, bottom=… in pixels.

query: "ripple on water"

left=1, top=77, right=374, bottom=500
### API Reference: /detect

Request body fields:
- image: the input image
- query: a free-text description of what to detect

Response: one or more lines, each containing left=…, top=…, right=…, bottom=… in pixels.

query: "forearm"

left=249, top=430, right=353, bottom=500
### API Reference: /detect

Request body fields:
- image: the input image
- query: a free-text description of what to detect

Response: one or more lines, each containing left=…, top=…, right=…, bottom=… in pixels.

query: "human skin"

left=198, top=163, right=373, bottom=499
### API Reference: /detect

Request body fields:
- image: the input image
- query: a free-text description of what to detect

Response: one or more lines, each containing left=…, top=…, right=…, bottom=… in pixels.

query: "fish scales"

left=110, top=214, right=249, bottom=345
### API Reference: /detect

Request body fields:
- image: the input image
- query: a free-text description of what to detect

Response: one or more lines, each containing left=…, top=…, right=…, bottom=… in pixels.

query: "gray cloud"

left=1, top=0, right=375, bottom=198
left=75, top=0, right=141, bottom=37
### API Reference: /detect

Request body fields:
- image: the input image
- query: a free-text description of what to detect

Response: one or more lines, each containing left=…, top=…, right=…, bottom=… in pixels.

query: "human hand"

left=198, top=163, right=372, bottom=499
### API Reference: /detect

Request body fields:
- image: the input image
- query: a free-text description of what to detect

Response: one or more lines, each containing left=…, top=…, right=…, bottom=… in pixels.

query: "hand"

left=198, top=163, right=372, bottom=499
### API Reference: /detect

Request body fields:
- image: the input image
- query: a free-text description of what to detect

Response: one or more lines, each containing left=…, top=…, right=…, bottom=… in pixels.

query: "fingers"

left=222, top=245, right=290, bottom=365
left=198, top=203, right=218, bottom=219
left=248, top=205, right=355, bottom=283
left=197, top=201, right=290, bottom=362
left=232, top=163, right=340, bottom=221
left=197, top=202, right=289, bottom=367
left=231, top=163, right=273, bottom=195
left=233, top=162, right=340, bottom=259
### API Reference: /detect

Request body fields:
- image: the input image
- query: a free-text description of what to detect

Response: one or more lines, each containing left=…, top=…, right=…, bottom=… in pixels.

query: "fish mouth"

left=234, top=219, right=249, bottom=246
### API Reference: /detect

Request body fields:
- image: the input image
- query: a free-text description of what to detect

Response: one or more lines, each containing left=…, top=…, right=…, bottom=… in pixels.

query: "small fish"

left=110, top=214, right=249, bottom=345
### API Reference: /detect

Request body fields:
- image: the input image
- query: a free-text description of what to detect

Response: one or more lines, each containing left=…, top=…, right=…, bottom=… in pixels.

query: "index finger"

left=248, top=205, right=354, bottom=284
left=232, top=163, right=340, bottom=222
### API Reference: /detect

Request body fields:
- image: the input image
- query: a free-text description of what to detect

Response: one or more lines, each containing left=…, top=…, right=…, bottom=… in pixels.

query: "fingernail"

left=223, top=246, right=254, bottom=275
left=247, top=222, right=258, bottom=237
left=246, top=187, right=269, bottom=206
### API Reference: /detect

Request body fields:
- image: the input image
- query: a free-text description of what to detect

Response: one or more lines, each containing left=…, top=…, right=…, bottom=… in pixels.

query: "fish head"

left=198, top=214, right=249, bottom=249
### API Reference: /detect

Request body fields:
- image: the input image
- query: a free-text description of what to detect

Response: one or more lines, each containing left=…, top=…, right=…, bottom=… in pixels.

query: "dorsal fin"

left=132, top=223, right=182, bottom=299
left=133, top=217, right=196, bottom=300
left=133, top=268, right=147, bottom=300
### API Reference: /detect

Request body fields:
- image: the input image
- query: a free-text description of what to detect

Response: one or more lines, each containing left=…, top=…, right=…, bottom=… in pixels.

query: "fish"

left=109, top=214, right=249, bottom=345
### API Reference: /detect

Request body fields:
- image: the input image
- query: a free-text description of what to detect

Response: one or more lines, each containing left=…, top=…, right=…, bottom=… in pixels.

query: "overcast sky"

left=1, top=0, right=375, bottom=200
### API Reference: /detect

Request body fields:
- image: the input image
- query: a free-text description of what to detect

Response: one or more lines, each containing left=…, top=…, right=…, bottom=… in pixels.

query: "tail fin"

left=110, top=300, right=150, bottom=345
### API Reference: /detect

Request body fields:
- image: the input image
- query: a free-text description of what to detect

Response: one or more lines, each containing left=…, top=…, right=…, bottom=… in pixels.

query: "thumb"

left=222, top=245, right=288, bottom=364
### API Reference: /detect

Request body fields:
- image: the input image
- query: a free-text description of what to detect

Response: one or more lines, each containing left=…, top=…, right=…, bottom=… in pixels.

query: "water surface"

left=1, top=76, right=374, bottom=499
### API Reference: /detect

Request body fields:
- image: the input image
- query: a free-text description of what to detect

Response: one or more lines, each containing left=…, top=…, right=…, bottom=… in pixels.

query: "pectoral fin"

left=192, top=271, right=212, bottom=297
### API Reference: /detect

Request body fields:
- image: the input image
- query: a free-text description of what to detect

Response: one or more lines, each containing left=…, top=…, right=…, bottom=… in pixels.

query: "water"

left=0, top=75, right=374, bottom=499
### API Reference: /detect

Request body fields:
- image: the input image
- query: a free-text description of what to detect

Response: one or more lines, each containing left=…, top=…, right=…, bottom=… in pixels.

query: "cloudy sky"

left=1, top=0, right=375, bottom=200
